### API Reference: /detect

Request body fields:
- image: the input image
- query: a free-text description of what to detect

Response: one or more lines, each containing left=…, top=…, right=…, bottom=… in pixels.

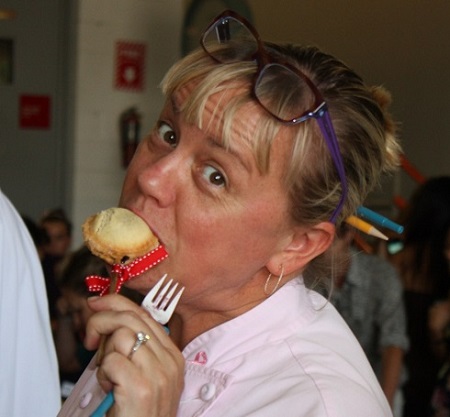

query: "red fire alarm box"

left=19, top=95, right=51, bottom=129
left=114, top=41, right=146, bottom=92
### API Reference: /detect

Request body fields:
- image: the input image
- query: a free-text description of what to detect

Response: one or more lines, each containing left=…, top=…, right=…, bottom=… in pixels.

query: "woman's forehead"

left=172, top=80, right=261, bottom=147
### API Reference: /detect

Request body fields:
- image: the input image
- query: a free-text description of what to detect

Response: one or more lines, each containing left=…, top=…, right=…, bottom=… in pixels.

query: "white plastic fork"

left=90, top=274, right=184, bottom=417
left=142, top=274, right=185, bottom=326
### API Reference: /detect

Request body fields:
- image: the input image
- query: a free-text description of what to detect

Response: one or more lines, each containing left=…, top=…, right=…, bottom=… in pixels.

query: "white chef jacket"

left=0, top=189, right=61, bottom=417
left=59, top=276, right=392, bottom=417
left=179, top=277, right=392, bottom=417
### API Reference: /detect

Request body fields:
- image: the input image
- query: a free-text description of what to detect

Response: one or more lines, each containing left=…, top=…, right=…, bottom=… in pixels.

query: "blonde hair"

left=161, top=43, right=401, bottom=227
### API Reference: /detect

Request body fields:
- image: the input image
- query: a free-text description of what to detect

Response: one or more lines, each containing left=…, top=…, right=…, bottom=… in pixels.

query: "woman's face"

left=119, top=82, right=296, bottom=307
left=42, top=221, right=71, bottom=258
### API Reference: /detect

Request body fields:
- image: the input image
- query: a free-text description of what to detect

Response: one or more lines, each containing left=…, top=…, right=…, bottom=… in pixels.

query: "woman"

left=63, top=10, right=401, bottom=417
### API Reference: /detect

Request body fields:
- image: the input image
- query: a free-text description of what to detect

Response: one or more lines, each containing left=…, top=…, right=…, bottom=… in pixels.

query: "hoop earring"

left=264, top=266, right=284, bottom=295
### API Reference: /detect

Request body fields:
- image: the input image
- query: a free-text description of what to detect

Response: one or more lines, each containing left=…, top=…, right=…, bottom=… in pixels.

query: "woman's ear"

left=266, top=222, right=335, bottom=276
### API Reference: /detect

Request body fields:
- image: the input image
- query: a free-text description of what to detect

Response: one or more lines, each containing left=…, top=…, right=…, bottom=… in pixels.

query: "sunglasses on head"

left=201, top=10, right=348, bottom=223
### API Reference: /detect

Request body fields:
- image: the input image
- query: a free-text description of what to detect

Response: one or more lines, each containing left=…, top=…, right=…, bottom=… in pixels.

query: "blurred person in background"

left=388, top=176, right=450, bottom=417
left=21, top=214, right=49, bottom=260
left=322, top=225, right=408, bottom=416
left=429, top=239, right=450, bottom=417
left=40, top=208, right=73, bottom=329
left=55, top=246, right=104, bottom=398
left=55, top=245, right=143, bottom=398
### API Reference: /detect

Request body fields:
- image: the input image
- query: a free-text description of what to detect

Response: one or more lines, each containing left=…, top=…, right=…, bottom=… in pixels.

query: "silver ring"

left=128, top=331, right=150, bottom=358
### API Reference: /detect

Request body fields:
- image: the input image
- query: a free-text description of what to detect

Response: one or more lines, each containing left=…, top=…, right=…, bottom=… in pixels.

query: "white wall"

left=70, top=0, right=182, bottom=246
left=246, top=0, right=450, bottom=200
left=0, top=0, right=69, bottom=218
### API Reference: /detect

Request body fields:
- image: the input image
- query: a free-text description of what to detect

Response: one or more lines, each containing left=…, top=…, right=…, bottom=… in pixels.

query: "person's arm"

left=380, top=345, right=404, bottom=407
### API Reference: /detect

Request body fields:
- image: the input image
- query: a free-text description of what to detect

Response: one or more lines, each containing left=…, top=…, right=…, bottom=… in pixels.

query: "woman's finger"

left=92, top=322, right=184, bottom=417
left=87, top=293, right=142, bottom=313
left=99, top=342, right=184, bottom=417
left=89, top=311, right=182, bottom=372
left=85, top=294, right=177, bottom=351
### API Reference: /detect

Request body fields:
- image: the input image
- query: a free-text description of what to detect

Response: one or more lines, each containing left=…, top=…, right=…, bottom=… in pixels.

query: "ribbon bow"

left=85, top=245, right=168, bottom=296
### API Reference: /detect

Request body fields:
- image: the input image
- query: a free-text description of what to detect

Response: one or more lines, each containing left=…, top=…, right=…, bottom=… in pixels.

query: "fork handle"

left=90, top=392, right=114, bottom=417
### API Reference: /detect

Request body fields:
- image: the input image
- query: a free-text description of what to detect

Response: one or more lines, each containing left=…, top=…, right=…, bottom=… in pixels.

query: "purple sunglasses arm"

left=315, top=109, right=348, bottom=223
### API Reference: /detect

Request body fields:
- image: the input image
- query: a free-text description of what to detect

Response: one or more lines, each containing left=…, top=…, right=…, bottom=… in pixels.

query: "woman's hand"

left=85, top=295, right=185, bottom=417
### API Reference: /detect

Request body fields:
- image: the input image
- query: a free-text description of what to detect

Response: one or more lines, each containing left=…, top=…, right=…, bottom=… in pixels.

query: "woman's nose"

left=136, top=152, right=182, bottom=207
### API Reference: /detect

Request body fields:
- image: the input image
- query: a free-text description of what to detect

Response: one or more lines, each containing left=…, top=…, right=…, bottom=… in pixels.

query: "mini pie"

left=82, top=207, right=159, bottom=265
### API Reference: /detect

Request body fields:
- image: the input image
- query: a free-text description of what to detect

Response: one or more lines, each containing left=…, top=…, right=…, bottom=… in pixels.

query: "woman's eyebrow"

left=171, top=90, right=254, bottom=174
left=207, top=134, right=253, bottom=174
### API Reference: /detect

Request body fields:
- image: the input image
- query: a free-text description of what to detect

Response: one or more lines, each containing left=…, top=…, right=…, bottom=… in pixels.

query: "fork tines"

left=142, top=274, right=184, bottom=324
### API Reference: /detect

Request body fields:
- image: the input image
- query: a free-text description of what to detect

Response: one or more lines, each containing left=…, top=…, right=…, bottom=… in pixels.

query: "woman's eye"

left=202, top=165, right=226, bottom=187
left=157, top=122, right=177, bottom=147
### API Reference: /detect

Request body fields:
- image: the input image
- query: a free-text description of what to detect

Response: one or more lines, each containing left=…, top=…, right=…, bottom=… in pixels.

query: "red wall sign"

left=114, top=41, right=146, bottom=92
left=19, top=95, right=51, bottom=129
